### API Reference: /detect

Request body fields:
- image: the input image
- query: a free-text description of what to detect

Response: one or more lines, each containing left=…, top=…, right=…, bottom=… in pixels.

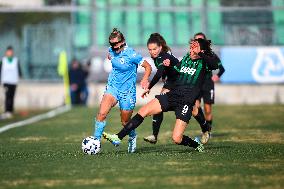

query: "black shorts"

left=198, top=78, right=215, bottom=104
left=162, top=80, right=175, bottom=91
left=156, top=87, right=200, bottom=123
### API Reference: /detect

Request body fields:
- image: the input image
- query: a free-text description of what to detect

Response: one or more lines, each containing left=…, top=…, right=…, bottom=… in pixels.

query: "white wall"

left=0, top=0, right=43, bottom=7
left=0, top=82, right=283, bottom=111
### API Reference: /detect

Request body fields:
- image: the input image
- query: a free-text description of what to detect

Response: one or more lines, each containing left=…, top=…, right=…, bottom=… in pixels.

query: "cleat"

left=102, top=132, right=121, bottom=147
left=194, top=137, right=204, bottom=152
left=201, top=131, right=210, bottom=144
left=128, top=135, right=137, bottom=153
left=143, top=135, right=157, bottom=144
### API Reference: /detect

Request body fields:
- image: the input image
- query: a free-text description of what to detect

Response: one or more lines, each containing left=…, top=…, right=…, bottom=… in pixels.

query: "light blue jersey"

left=94, top=45, right=142, bottom=143
left=107, top=45, right=143, bottom=93
left=105, top=45, right=143, bottom=110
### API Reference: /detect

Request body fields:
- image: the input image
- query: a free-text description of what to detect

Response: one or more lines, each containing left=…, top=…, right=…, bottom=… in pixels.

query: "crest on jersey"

left=120, top=58, right=125, bottom=64
left=252, top=48, right=284, bottom=83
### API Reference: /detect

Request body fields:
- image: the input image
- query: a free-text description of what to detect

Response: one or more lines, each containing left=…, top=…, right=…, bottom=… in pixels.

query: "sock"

left=129, top=129, right=137, bottom=138
left=194, top=107, right=206, bottom=126
left=117, top=113, right=144, bottom=140
left=207, top=119, right=212, bottom=132
left=152, top=113, right=163, bottom=139
left=93, top=120, right=106, bottom=140
left=178, top=135, right=198, bottom=148
left=194, top=107, right=209, bottom=133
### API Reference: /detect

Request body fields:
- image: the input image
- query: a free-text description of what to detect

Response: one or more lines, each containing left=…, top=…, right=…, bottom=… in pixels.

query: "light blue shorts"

left=104, top=85, right=136, bottom=111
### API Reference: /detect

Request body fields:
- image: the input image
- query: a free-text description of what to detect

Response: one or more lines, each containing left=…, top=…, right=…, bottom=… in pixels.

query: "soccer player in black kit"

left=143, top=33, right=213, bottom=145
left=103, top=37, right=219, bottom=152
left=193, top=32, right=225, bottom=140
left=141, top=33, right=179, bottom=143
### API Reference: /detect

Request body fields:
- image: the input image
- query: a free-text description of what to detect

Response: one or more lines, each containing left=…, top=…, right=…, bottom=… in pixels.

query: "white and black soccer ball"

left=82, top=136, right=101, bottom=155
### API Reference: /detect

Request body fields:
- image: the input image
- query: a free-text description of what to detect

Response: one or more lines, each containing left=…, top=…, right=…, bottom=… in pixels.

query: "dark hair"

left=6, top=46, right=13, bottom=51
left=194, top=32, right=207, bottom=40
left=147, top=33, right=171, bottom=53
left=109, top=28, right=125, bottom=42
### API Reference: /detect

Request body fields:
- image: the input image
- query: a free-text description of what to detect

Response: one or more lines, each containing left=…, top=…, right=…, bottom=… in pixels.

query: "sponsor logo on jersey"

left=180, top=66, right=196, bottom=75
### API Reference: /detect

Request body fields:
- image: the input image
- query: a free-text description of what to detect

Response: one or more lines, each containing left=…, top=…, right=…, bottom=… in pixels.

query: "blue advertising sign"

left=221, top=47, right=284, bottom=83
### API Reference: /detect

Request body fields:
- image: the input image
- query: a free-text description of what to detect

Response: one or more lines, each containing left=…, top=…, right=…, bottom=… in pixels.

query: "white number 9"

left=181, top=105, right=189, bottom=115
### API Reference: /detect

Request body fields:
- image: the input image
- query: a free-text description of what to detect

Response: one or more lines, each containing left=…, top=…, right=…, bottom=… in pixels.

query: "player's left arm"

left=198, top=52, right=219, bottom=70
left=211, top=55, right=225, bottom=82
left=217, top=63, right=225, bottom=78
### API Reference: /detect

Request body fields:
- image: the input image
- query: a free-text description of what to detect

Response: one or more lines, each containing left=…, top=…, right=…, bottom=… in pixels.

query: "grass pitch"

left=0, top=105, right=283, bottom=189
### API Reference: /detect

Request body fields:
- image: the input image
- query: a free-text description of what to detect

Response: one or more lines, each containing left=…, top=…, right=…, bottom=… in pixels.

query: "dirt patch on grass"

left=2, top=178, right=106, bottom=187
left=223, top=131, right=283, bottom=144
left=11, top=136, right=49, bottom=142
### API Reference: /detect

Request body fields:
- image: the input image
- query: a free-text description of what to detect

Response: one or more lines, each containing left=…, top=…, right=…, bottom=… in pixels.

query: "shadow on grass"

left=99, top=143, right=234, bottom=156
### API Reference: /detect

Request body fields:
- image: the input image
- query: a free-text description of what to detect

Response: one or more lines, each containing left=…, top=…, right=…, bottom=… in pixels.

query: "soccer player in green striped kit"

left=103, top=38, right=219, bottom=152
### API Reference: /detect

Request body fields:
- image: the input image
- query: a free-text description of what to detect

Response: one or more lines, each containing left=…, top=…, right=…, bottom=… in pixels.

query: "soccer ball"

left=82, top=136, right=101, bottom=155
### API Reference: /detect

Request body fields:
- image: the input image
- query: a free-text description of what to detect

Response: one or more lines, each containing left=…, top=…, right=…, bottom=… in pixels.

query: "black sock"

left=207, top=119, right=212, bottom=125
left=194, top=107, right=209, bottom=132
left=178, top=135, right=198, bottom=148
left=207, top=119, right=212, bottom=132
left=194, top=107, right=206, bottom=125
left=117, top=113, right=144, bottom=140
left=152, top=113, right=163, bottom=139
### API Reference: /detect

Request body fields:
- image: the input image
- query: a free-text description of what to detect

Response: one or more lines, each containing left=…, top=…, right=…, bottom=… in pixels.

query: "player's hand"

left=140, top=79, right=149, bottom=90
left=163, top=59, right=170, bottom=66
left=141, top=89, right=150, bottom=98
left=190, top=41, right=201, bottom=59
left=212, top=75, right=220, bottom=82
left=191, top=41, right=201, bottom=54
left=71, top=84, right=78, bottom=91
left=107, top=53, right=112, bottom=60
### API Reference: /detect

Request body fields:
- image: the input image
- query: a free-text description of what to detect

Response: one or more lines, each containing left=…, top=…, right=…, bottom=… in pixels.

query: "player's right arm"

left=140, top=60, right=152, bottom=90
left=148, top=65, right=165, bottom=90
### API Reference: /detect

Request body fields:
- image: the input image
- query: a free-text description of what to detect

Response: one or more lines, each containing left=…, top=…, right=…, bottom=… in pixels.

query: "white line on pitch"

left=0, top=105, right=71, bottom=134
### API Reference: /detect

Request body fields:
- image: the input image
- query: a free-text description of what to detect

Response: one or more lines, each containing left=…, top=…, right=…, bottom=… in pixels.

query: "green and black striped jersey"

left=174, top=52, right=219, bottom=88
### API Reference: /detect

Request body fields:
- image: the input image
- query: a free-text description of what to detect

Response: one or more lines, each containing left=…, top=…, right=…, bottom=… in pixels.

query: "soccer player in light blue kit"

left=93, top=28, right=152, bottom=153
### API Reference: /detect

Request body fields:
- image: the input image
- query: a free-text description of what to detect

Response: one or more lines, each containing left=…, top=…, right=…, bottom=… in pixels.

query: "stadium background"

left=0, top=0, right=283, bottom=109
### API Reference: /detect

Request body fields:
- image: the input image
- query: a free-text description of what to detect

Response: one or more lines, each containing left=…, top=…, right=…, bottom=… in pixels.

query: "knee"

left=172, top=134, right=182, bottom=144
left=138, top=106, right=150, bottom=117
left=96, top=112, right=107, bottom=121
left=192, top=106, right=198, bottom=116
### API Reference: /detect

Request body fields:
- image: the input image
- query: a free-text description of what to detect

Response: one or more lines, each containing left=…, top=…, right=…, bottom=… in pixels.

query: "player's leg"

left=202, top=83, right=214, bottom=127
left=192, top=99, right=211, bottom=144
left=119, top=91, right=138, bottom=152
left=173, top=104, right=204, bottom=152
left=103, top=97, right=163, bottom=146
left=120, top=109, right=137, bottom=153
left=204, top=103, right=213, bottom=126
left=1, top=84, right=14, bottom=119
left=201, top=85, right=214, bottom=141
left=9, top=84, right=16, bottom=113
left=94, top=93, right=117, bottom=140
left=144, top=88, right=170, bottom=144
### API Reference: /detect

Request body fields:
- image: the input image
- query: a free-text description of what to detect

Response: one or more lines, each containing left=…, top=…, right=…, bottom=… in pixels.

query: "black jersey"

left=174, top=52, right=219, bottom=89
left=148, top=52, right=179, bottom=89
left=204, top=54, right=224, bottom=80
